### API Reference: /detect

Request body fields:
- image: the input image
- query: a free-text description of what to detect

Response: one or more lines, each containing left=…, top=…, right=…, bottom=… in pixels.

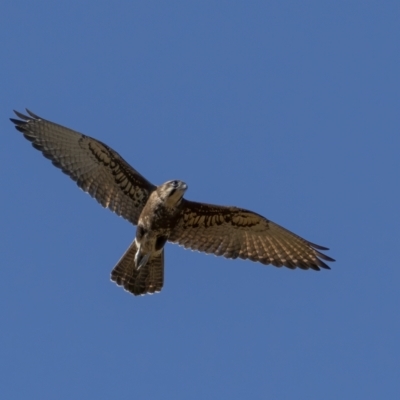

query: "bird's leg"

left=134, top=243, right=150, bottom=270
left=137, top=254, right=150, bottom=270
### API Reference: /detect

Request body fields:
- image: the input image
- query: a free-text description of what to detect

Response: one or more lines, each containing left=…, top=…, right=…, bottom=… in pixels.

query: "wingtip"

left=13, top=110, right=30, bottom=120
left=26, top=109, right=40, bottom=119
left=317, top=258, right=333, bottom=270
left=316, top=250, right=335, bottom=263
left=11, top=109, right=41, bottom=121
left=10, top=117, right=23, bottom=125
left=309, top=241, right=330, bottom=251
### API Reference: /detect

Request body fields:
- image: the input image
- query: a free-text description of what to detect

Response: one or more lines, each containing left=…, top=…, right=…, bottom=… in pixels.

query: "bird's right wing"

left=10, top=110, right=156, bottom=225
left=169, top=199, right=334, bottom=270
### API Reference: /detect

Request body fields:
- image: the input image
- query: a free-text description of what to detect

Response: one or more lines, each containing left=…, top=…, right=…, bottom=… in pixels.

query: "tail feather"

left=110, top=240, right=164, bottom=296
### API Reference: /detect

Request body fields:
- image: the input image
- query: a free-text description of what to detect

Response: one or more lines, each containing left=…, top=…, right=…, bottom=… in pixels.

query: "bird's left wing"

left=169, top=199, right=334, bottom=270
left=10, top=110, right=155, bottom=225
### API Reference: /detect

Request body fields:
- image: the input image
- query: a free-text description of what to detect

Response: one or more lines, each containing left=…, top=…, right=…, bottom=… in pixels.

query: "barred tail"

left=111, top=240, right=164, bottom=296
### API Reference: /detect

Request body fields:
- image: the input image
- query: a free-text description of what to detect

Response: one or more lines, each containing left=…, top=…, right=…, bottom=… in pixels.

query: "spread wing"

left=10, top=109, right=155, bottom=225
left=169, top=200, right=334, bottom=270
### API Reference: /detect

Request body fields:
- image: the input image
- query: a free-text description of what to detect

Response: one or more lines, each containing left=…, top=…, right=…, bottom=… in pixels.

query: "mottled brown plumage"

left=112, top=240, right=164, bottom=295
left=10, top=109, right=335, bottom=296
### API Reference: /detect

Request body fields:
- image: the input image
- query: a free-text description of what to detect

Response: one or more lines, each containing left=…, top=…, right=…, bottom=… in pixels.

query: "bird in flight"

left=10, top=110, right=334, bottom=296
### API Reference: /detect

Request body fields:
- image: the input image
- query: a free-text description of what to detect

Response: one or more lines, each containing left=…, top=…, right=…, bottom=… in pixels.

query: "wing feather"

left=10, top=110, right=155, bottom=224
left=169, top=199, right=334, bottom=271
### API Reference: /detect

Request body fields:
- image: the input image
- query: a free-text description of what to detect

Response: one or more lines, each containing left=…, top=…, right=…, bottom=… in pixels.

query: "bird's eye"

left=172, top=180, right=178, bottom=187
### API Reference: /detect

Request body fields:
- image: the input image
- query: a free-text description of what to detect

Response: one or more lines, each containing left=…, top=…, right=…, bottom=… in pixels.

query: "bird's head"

left=158, top=180, right=188, bottom=207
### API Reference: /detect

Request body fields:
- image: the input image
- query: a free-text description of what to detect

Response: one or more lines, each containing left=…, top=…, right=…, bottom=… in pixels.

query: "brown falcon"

left=10, top=110, right=335, bottom=296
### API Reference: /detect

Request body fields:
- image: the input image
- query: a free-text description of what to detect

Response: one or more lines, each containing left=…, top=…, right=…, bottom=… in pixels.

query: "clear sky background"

left=1, top=2, right=399, bottom=399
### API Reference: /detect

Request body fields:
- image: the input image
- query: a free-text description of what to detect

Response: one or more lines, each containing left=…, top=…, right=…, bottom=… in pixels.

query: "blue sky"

left=1, top=1, right=399, bottom=399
